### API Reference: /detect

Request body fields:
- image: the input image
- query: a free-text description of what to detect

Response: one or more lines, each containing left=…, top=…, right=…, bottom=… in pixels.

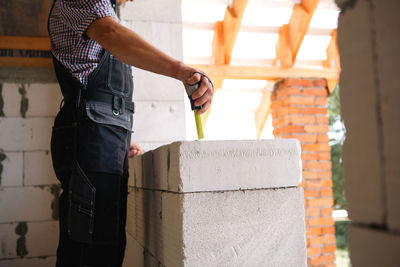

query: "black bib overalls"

left=49, top=2, right=134, bottom=266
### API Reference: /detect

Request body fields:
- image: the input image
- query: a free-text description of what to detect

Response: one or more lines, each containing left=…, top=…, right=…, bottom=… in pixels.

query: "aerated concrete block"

left=131, top=101, right=185, bottom=143
left=132, top=140, right=302, bottom=192
left=1, top=83, right=20, bottom=117
left=0, top=221, right=58, bottom=260
left=24, top=151, right=58, bottom=186
left=1, top=83, right=61, bottom=117
left=0, top=152, right=23, bottom=187
left=126, top=187, right=306, bottom=267
left=0, top=187, right=56, bottom=223
left=119, top=0, right=182, bottom=23
left=123, top=233, right=163, bottom=267
left=338, top=1, right=385, bottom=225
left=349, top=225, right=400, bottom=267
left=0, top=118, right=53, bottom=151
left=125, top=140, right=305, bottom=266
left=373, top=0, right=400, bottom=231
left=129, top=21, right=183, bottom=61
left=132, top=67, right=184, bottom=101
left=0, top=256, right=56, bottom=267
left=25, top=83, right=62, bottom=117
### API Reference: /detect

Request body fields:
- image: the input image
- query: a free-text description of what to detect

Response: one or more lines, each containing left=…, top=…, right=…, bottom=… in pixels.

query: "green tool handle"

left=194, top=110, right=204, bottom=139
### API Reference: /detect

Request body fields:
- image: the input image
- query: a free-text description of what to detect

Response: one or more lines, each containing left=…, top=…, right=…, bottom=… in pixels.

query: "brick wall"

left=271, top=78, right=336, bottom=267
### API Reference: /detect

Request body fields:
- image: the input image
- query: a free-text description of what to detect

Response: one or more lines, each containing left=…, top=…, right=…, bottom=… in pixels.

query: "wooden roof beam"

left=0, top=36, right=50, bottom=51
left=212, top=0, right=248, bottom=65
left=255, top=89, right=271, bottom=139
left=0, top=36, right=52, bottom=68
left=206, top=0, right=248, bottom=126
left=189, top=64, right=339, bottom=81
left=323, top=29, right=340, bottom=93
left=275, top=0, right=320, bottom=68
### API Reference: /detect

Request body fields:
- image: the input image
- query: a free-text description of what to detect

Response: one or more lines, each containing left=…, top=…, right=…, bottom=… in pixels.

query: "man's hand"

left=177, top=66, right=214, bottom=115
left=129, top=139, right=144, bottom=158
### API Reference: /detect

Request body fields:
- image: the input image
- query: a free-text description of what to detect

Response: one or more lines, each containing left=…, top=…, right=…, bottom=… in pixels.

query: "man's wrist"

left=173, top=61, right=188, bottom=83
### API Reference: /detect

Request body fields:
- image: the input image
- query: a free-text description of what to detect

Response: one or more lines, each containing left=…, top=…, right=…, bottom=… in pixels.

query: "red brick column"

left=271, top=78, right=336, bottom=267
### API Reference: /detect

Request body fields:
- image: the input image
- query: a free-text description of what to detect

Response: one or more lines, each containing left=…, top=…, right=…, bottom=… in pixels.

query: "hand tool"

left=188, top=82, right=204, bottom=140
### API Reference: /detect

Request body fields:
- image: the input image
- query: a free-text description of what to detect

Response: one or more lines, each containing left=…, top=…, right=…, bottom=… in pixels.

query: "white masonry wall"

left=338, top=0, right=400, bottom=266
left=0, top=83, right=61, bottom=266
left=119, top=0, right=187, bottom=151
left=0, top=1, right=186, bottom=266
left=123, top=140, right=307, bottom=267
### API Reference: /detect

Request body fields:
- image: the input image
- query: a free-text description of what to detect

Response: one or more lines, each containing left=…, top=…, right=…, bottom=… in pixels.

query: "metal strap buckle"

left=112, top=96, right=125, bottom=116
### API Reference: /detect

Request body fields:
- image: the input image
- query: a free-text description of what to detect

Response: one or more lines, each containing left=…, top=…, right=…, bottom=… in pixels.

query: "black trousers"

left=51, top=104, right=131, bottom=267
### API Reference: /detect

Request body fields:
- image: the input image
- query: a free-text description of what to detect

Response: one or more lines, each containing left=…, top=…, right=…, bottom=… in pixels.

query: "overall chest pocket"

left=107, top=55, right=132, bottom=97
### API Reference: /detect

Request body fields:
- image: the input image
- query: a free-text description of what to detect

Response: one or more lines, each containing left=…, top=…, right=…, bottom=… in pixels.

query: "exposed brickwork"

left=271, top=78, right=336, bottom=267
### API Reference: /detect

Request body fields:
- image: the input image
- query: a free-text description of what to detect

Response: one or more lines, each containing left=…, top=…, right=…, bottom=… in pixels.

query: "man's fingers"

left=196, top=100, right=211, bottom=115
left=194, top=89, right=213, bottom=107
left=187, top=72, right=201, bottom=86
left=191, top=76, right=212, bottom=99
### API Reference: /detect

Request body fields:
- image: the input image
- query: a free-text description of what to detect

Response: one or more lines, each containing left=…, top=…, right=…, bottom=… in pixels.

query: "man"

left=48, top=0, right=213, bottom=266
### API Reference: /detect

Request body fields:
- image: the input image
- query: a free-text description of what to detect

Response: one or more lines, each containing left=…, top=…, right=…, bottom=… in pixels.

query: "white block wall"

left=123, top=140, right=306, bottom=267
left=338, top=0, right=400, bottom=266
left=0, top=82, right=62, bottom=265
left=120, top=0, right=186, bottom=152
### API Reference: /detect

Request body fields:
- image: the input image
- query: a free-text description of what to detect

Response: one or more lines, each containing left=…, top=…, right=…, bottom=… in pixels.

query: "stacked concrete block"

left=338, top=0, right=385, bottom=226
left=373, top=0, right=400, bottom=232
left=119, top=0, right=186, bottom=152
left=0, top=82, right=62, bottom=266
left=124, top=140, right=307, bottom=267
left=338, top=0, right=400, bottom=266
left=270, top=78, right=336, bottom=266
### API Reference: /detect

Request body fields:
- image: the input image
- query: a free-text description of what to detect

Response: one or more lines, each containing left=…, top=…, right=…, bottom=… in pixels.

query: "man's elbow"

left=87, top=17, right=120, bottom=48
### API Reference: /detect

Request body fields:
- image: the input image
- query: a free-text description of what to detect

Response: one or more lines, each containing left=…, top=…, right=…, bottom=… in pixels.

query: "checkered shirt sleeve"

left=49, top=0, right=119, bottom=86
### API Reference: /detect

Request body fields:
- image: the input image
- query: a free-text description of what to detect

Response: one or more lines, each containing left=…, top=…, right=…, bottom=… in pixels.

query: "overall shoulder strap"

left=111, top=0, right=116, bottom=12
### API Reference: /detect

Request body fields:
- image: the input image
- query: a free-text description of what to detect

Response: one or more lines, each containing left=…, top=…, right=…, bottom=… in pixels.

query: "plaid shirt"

left=48, top=0, right=118, bottom=86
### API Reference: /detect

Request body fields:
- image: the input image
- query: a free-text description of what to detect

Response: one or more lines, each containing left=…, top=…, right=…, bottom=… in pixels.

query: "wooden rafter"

left=274, top=0, right=320, bottom=67
left=255, top=89, right=271, bottom=139
left=0, top=36, right=50, bottom=50
left=204, top=0, right=248, bottom=126
left=215, top=0, right=248, bottom=65
left=0, top=57, right=52, bottom=68
left=0, top=36, right=51, bottom=68
left=189, top=64, right=339, bottom=81
left=323, top=29, right=340, bottom=93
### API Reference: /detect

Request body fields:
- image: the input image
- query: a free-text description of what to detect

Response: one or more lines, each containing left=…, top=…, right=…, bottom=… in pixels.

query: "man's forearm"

left=87, top=17, right=185, bottom=82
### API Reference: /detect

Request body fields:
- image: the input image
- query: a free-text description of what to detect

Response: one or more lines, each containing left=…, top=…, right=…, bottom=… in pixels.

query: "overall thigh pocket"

left=85, top=121, right=129, bottom=175
left=68, top=160, right=96, bottom=243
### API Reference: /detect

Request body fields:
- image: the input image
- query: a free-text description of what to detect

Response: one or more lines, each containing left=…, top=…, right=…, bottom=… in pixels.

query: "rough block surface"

left=132, top=140, right=302, bottom=192
left=0, top=256, right=56, bottom=267
left=119, top=0, right=181, bottom=23
left=132, top=101, right=185, bottom=143
left=0, top=221, right=58, bottom=260
left=0, top=152, right=23, bottom=187
left=373, top=0, right=400, bottom=231
left=24, top=151, right=58, bottom=186
left=0, top=187, right=57, bottom=223
left=0, top=118, right=52, bottom=151
left=338, top=1, right=385, bottom=225
left=349, top=225, right=400, bottom=267
left=126, top=187, right=306, bottom=267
